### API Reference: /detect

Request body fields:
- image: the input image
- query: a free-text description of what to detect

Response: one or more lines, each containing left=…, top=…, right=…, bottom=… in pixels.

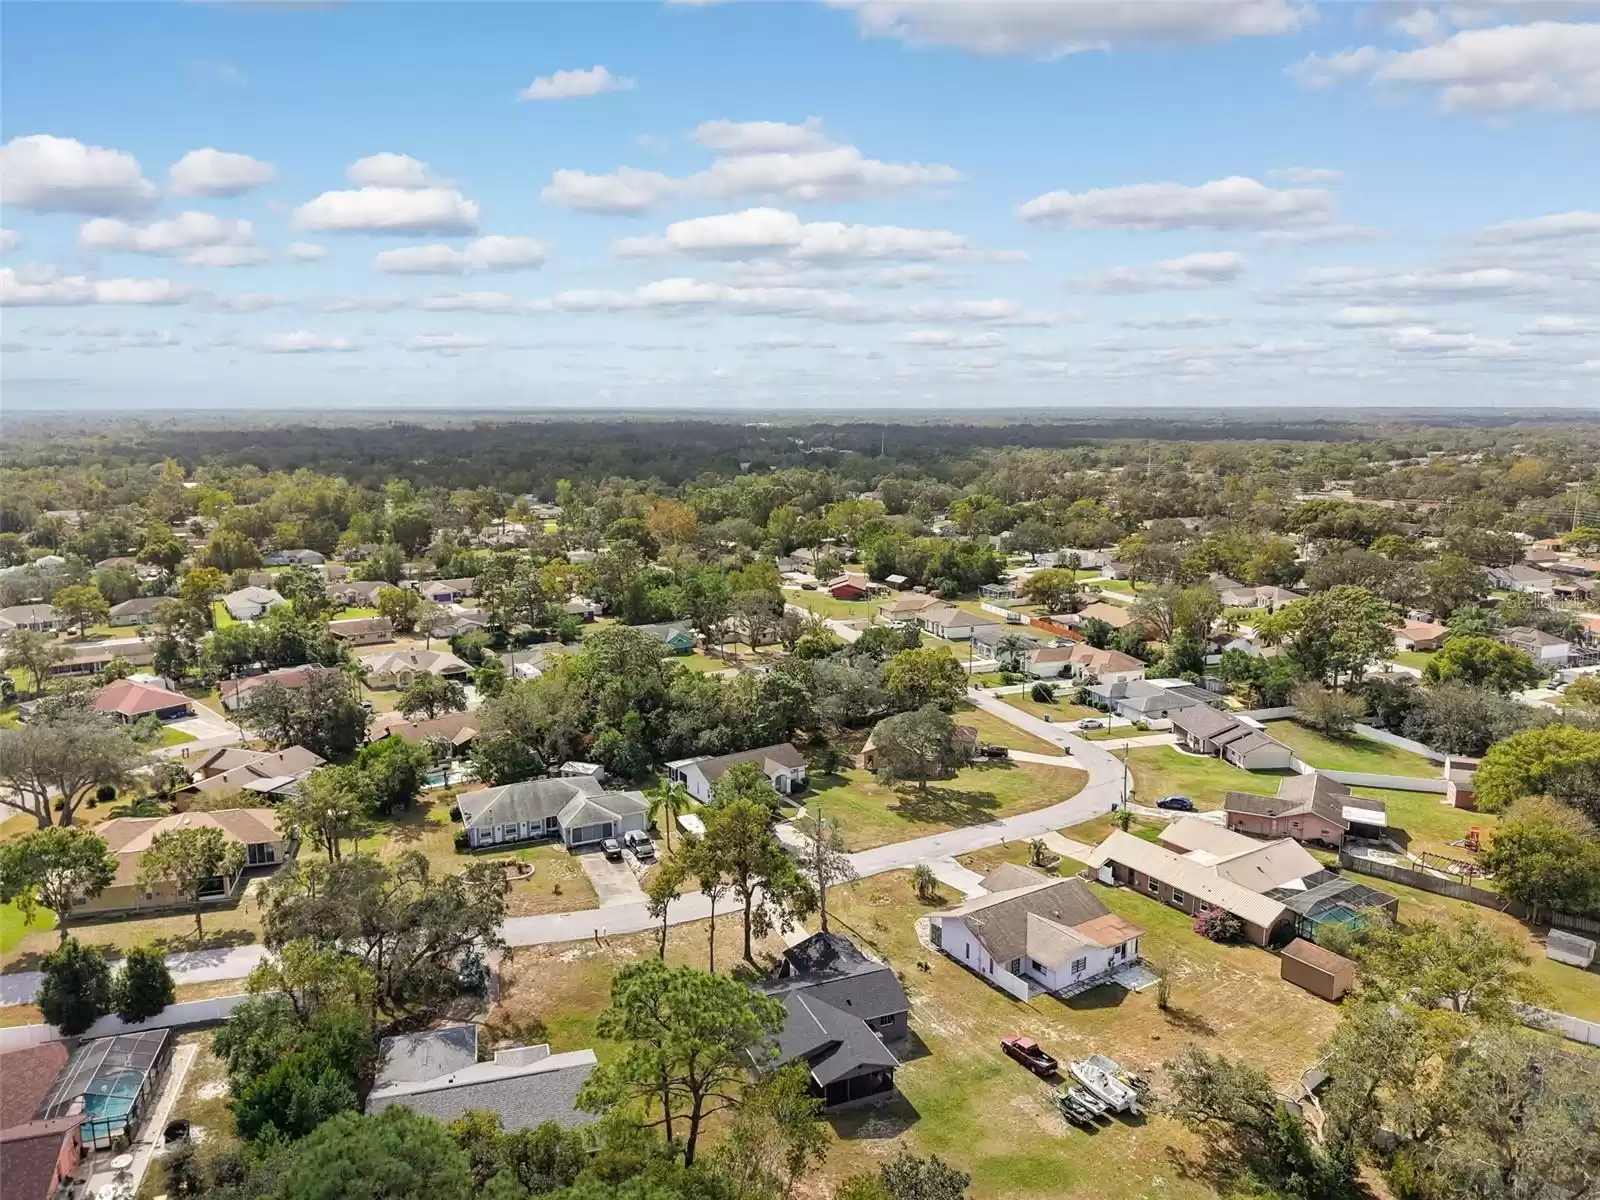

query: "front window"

left=1172, top=889, right=1186, bottom=904
left=1146, top=878, right=1159, bottom=894
left=1071, top=957, right=1086, bottom=974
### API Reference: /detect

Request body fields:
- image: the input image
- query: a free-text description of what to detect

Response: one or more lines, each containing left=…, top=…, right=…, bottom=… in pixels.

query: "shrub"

left=112, top=943, right=176, bottom=1024
left=1193, top=909, right=1243, bottom=942
left=37, top=938, right=112, bottom=1035
left=1030, top=681, right=1056, bottom=703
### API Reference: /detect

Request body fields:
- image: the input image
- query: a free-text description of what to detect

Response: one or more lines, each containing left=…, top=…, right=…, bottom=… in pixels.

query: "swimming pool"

left=81, top=1068, right=142, bottom=1121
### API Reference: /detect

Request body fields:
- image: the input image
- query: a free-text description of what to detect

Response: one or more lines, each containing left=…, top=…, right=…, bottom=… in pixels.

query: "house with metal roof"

left=930, top=867, right=1143, bottom=1001
left=756, top=932, right=908, bottom=1112
left=456, top=776, right=650, bottom=849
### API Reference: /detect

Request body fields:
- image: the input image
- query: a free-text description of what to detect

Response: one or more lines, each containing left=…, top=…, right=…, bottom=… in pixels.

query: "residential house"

left=368, top=1025, right=598, bottom=1132
left=1395, top=619, right=1449, bottom=653
left=636, top=621, right=696, bottom=654
left=0, top=1042, right=83, bottom=1200
left=326, top=579, right=387, bottom=607
left=562, top=595, right=602, bottom=621
left=415, top=578, right=475, bottom=604
left=1224, top=773, right=1388, bottom=848
left=327, top=616, right=394, bottom=646
left=756, top=932, right=908, bottom=1111
left=913, top=604, right=1000, bottom=641
left=1099, top=561, right=1132, bottom=580
left=667, top=742, right=808, bottom=803
left=264, top=549, right=326, bottom=567
left=1062, top=643, right=1146, bottom=684
left=430, top=609, right=491, bottom=638
left=565, top=549, right=598, bottom=565
left=1213, top=579, right=1306, bottom=610
left=503, top=643, right=576, bottom=681
left=456, top=776, right=651, bottom=849
left=367, top=709, right=479, bottom=756
left=1488, top=564, right=1556, bottom=594
left=1550, top=557, right=1600, bottom=580
left=359, top=647, right=471, bottom=689
left=883, top=573, right=910, bottom=588
left=1087, top=818, right=1325, bottom=946
left=879, top=592, right=941, bottom=623
left=95, top=556, right=137, bottom=570
left=77, top=809, right=294, bottom=918
left=0, top=604, right=59, bottom=633
left=970, top=624, right=1044, bottom=663
left=1500, top=626, right=1571, bottom=668
left=824, top=572, right=871, bottom=600
left=108, top=596, right=168, bottom=626
left=930, top=866, right=1144, bottom=1001
left=859, top=719, right=977, bottom=770
left=92, top=679, right=193, bottom=724
left=222, top=586, right=286, bottom=622
left=219, top=664, right=341, bottom=710
left=181, top=745, right=325, bottom=800
left=1085, top=678, right=1204, bottom=722
left=1022, top=645, right=1079, bottom=678
left=1168, top=706, right=1293, bottom=770
left=50, top=638, right=155, bottom=676
left=1063, top=600, right=1135, bottom=631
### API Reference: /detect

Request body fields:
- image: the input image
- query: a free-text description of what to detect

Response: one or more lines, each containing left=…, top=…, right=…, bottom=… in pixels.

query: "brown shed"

left=1279, top=938, right=1356, bottom=1001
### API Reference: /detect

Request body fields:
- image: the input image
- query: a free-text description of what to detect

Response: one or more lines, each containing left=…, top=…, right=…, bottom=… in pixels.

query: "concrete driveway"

left=578, top=850, right=648, bottom=908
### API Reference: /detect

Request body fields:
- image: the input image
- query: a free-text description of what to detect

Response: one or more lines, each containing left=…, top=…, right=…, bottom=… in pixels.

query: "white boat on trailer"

left=1069, top=1058, right=1140, bottom=1114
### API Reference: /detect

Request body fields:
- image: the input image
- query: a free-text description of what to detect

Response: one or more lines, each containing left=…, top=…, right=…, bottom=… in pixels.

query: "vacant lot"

left=1262, top=720, right=1439, bottom=778
left=781, top=589, right=882, bottom=622
left=1125, top=745, right=1293, bottom=811
left=999, top=693, right=1101, bottom=724
left=803, top=761, right=1087, bottom=851
left=954, top=703, right=1062, bottom=755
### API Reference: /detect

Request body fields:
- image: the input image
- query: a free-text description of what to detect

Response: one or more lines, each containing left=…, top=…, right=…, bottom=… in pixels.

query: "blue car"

left=1157, top=795, right=1195, bottom=812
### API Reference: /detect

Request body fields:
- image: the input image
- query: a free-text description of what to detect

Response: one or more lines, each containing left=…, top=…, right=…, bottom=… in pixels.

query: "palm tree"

left=911, top=862, right=941, bottom=903
left=995, top=633, right=1027, bottom=672
left=649, top=779, right=690, bottom=852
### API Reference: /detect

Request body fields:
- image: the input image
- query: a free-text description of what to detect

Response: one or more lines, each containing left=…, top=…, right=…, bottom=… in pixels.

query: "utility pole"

left=1119, top=741, right=1130, bottom=809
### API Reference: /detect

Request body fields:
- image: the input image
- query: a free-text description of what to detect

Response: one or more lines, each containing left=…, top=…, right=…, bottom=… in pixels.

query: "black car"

left=1157, top=795, right=1195, bottom=811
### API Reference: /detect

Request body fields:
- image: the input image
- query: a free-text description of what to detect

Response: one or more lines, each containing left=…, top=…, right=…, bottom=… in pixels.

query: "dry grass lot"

left=498, top=871, right=1341, bottom=1200
left=135, top=1030, right=238, bottom=1200
left=802, top=761, right=1087, bottom=852
left=1262, top=720, right=1439, bottom=778
left=1125, top=745, right=1294, bottom=812
left=999, top=694, right=1102, bottom=725
left=953, top=703, right=1063, bottom=755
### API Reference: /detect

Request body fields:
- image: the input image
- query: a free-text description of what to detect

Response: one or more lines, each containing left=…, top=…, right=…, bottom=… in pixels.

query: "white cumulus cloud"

left=289, top=242, right=330, bottom=262
left=519, top=65, right=636, bottom=101
left=0, top=134, right=156, bottom=214
left=256, top=331, right=357, bottom=353
left=1119, top=313, right=1232, bottom=330
left=1078, top=250, right=1246, bottom=292
left=293, top=187, right=479, bottom=234
left=374, top=235, right=548, bottom=275
left=421, top=291, right=522, bottom=313
left=1328, top=305, right=1423, bottom=327
left=0, top=230, right=19, bottom=254
left=1291, top=21, right=1600, bottom=113
left=1475, top=211, right=1600, bottom=242
left=79, top=212, right=263, bottom=268
left=0, top=265, right=199, bottom=306
left=347, top=153, right=443, bottom=189
left=406, top=333, right=491, bottom=352
left=614, top=207, right=1014, bottom=263
left=836, top=0, right=1309, bottom=57
left=168, top=148, right=276, bottom=196
left=1523, top=314, right=1595, bottom=335
left=1020, top=176, right=1333, bottom=231
left=692, top=118, right=833, bottom=154
left=542, top=166, right=680, bottom=215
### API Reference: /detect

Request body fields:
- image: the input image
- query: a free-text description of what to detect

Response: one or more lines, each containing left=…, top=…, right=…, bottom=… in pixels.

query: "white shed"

left=1547, top=929, right=1597, bottom=969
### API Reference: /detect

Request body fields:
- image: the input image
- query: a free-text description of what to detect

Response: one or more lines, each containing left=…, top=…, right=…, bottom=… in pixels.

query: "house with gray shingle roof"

left=456, top=776, right=650, bottom=849
left=367, top=1039, right=598, bottom=1132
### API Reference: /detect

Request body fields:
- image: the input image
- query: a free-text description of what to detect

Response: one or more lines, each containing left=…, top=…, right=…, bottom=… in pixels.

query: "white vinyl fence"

left=0, top=993, right=248, bottom=1052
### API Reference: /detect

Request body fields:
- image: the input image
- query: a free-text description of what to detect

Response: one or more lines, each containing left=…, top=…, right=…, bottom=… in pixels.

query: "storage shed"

left=1279, top=938, right=1357, bottom=1001
left=1548, top=929, right=1598, bottom=969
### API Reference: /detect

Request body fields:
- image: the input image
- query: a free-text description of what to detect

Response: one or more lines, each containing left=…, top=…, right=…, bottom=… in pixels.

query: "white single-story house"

left=222, top=587, right=286, bottom=622
left=0, top=604, right=60, bottom=633
left=1488, top=565, right=1556, bottom=595
left=108, top=597, right=169, bottom=626
left=264, top=549, right=326, bottom=567
left=930, top=866, right=1144, bottom=1001
left=667, top=742, right=808, bottom=804
left=1500, top=626, right=1571, bottom=668
left=359, top=647, right=471, bottom=689
left=456, top=777, right=651, bottom=849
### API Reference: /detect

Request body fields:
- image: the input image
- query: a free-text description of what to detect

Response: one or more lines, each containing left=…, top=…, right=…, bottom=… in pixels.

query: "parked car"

left=978, top=744, right=1010, bottom=759
left=1076, top=718, right=1103, bottom=730
left=1001, top=1035, right=1059, bottom=1077
left=624, top=830, right=657, bottom=861
left=1157, top=795, right=1195, bottom=811
left=602, top=837, right=624, bottom=861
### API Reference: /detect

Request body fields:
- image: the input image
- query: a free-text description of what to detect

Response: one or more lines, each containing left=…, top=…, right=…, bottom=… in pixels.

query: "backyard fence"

left=1337, top=851, right=1600, bottom=937
left=0, top=993, right=248, bottom=1053
left=1351, top=724, right=1449, bottom=764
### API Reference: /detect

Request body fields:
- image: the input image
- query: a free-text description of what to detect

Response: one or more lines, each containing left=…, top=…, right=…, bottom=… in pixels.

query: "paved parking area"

left=578, top=850, right=649, bottom=907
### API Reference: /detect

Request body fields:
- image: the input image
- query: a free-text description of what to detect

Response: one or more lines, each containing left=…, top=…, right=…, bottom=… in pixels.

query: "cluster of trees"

left=1166, top=912, right=1599, bottom=1200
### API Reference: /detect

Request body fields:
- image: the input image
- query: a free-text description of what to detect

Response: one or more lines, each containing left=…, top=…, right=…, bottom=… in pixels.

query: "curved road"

left=0, top=688, right=1121, bottom=1006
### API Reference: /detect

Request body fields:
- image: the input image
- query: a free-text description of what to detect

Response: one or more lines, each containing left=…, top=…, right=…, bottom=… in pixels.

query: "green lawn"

left=157, top=725, right=197, bottom=747
left=999, top=694, right=1101, bottom=724
left=802, top=760, right=1087, bottom=851
left=953, top=703, right=1063, bottom=755
left=0, top=900, right=54, bottom=954
left=1263, top=720, right=1439, bottom=778
left=335, top=605, right=381, bottom=619
left=1087, top=577, right=1136, bottom=594
left=1350, top=787, right=1494, bottom=861
left=85, top=624, right=145, bottom=639
left=780, top=589, right=882, bottom=622
left=676, top=652, right=731, bottom=673
left=1063, top=811, right=1167, bottom=846
left=1125, top=745, right=1294, bottom=810
left=1391, top=649, right=1437, bottom=670
left=209, top=601, right=236, bottom=628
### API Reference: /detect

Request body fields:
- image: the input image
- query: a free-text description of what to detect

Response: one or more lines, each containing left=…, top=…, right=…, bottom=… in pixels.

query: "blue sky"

left=2, top=1, right=1596, bottom=411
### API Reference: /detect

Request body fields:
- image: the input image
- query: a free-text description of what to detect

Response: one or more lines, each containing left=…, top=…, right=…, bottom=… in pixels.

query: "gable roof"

left=557, top=790, right=651, bottom=828
left=1157, top=815, right=1322, bottom=890
left=109, top=596, right=168, bottom=618
left=219, top=664, right=340, bottom=706
left=1087, top=830, right=1290, bottom=930
left=100, top=809, right=282, bottom=884
left=1065, top=644, right=1145, bottom=674
left=376, top=1024, right=478, bottom=1087
left=458, top=776, right=607, bottom=828
left=1226, top=772, right=1387, bottom=831
left=759, top=933, right=905, bottom=1088
left=93, top=678, right=190, bottom=718
left=0, top=1044, right=69, bottom=1128
left=941, top=875, right=1123, bottom=966
left=367, top=1047, right=598, bottom=1131
left=1074, top=601, right=1134, bottom=628
left=1169, top=704, right=1242, bottom=740
left=367, top=709, right=479, bottom=746
left=188, top=746, right=325, bottom=793
left=359, top=647, right=469, bottom=676
left=678, top=742, right=807, bottom=784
